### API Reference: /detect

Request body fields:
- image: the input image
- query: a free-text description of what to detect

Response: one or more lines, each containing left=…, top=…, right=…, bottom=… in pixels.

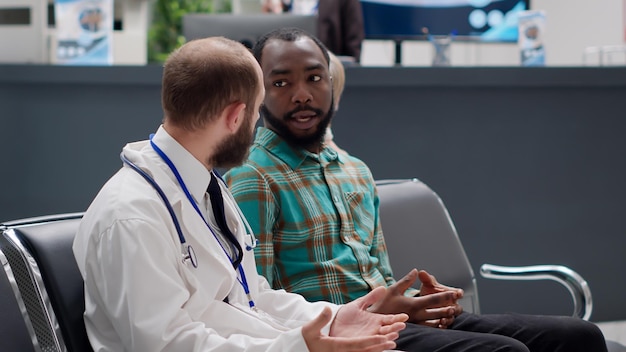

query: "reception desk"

left=1, top=64, right=625, bottom=322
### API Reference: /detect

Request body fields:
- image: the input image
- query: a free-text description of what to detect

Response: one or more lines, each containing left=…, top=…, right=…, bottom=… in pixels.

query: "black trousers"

left=396, top=312, right=608, bottom=352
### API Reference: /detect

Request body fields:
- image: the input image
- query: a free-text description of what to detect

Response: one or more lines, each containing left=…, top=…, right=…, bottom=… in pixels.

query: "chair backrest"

left=0, top=213, right=91, bottom=352
left=0, top=248, right=38, bottom=352
left=375, top=178, right=480, bottom=314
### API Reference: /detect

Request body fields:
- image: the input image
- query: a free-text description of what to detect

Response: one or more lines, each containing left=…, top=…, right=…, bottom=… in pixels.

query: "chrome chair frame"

left=480, top=263, right=592, bottom=320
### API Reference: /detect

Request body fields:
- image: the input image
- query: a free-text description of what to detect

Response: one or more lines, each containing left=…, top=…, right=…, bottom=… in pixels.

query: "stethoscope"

left=120, top=134, right=259, bottom=309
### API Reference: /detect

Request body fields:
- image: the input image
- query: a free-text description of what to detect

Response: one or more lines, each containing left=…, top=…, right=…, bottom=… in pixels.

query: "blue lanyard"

left=148, top=134, right=255, bottom=309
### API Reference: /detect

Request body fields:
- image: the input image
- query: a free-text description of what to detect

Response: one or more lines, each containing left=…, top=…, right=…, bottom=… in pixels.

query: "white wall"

left=111, top=0, right=150, bottom=65
left=0, top=0, right=48, bottom=63
left=361, top=0, right=626, bottom=67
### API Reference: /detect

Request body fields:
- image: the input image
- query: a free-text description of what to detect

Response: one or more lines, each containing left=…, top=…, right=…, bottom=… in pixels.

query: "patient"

left=224, top=27, right=609, bottom=352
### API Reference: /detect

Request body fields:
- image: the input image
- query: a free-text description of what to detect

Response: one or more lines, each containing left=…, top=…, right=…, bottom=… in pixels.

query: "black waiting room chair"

left=0, top=213, right=92, bottom=352
left=375, top=178, right=625, bottom=352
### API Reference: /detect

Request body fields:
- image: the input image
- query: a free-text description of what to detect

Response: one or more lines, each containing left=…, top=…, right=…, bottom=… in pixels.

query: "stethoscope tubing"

left=120, top=136, right=258, bottom=309
left=120, top=152, right=198, bottom=267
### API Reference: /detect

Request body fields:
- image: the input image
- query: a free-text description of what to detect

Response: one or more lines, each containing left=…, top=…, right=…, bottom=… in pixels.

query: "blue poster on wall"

left=54, top=0, right=113, bottom=65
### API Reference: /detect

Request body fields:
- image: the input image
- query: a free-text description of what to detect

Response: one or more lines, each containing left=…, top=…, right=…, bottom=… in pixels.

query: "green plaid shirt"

left=225, top=127, right=396, bottom=304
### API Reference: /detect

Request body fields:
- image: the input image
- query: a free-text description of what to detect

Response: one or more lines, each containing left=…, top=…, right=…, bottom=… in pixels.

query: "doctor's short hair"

left=161, top=37, right=259, bottom=130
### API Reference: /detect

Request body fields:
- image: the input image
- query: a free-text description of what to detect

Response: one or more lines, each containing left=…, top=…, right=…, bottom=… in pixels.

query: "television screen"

left=360, top=0, right=530, bottom=42
left=183, top=13, right=317, bottom=49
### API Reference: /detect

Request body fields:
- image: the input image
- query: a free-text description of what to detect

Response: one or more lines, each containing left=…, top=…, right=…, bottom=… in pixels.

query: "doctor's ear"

left=223, top=102, right=247, bottom=133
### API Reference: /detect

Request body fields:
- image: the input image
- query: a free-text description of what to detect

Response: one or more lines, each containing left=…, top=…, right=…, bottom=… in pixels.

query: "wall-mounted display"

left=360, top=0, right=530, bottom=42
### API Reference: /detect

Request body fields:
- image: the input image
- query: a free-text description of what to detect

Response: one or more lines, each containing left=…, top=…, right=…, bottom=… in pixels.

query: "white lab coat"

left=73, top=126, right=338, bottom=351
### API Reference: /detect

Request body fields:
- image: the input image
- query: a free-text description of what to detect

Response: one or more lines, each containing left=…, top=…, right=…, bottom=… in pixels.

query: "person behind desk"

left=224, top=27, right=609, bottom=352
left=261, top=0, right=365, bottom=62
left=72, top=36, right=410, bottom=352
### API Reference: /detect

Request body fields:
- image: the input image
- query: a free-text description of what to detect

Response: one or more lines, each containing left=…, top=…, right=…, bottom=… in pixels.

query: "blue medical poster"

left=518, top=10, right=546, bottom=66
left=54, top=0, right=113, bottom=65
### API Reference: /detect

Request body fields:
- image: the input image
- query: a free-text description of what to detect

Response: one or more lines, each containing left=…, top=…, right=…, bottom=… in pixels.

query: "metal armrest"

left=479, top=264, right=593, bottom=320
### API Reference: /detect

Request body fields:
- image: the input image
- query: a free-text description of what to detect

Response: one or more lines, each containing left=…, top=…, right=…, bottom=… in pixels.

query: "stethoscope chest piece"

left=184, top=244, right=198, bottom=268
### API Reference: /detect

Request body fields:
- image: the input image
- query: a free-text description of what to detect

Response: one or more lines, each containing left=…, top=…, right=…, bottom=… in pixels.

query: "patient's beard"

left=261, top=100, right=334, bottom=151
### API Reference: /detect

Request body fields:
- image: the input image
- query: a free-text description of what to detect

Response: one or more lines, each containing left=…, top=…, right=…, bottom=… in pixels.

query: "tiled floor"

left=597, top=320, right=626, bottom=346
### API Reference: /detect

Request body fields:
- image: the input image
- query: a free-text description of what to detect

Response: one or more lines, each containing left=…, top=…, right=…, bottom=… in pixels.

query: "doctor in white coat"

left=72, top=36, right=408, bottom=352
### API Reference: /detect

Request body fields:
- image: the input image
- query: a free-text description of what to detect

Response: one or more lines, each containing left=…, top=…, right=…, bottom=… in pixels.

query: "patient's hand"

left=368, top=269, right=461, bottom=326
left=417, top=270, right=464, bottom=304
